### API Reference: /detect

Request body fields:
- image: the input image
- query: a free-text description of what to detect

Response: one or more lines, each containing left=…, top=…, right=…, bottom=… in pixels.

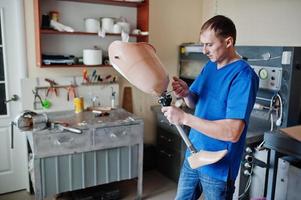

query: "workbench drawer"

left=157, top=127, right=182, bottom=151
left=33, top=129, right=92, bottom=158
left=93, top=124, right=143, bottom=147
left=156, top=146, right=182, bottom=182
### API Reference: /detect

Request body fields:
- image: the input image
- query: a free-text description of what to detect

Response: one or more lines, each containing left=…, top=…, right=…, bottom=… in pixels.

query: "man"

left=161, top=15, right=259, bottom=200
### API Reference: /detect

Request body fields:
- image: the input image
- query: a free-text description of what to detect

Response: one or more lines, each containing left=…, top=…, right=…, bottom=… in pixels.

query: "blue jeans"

left=175, top=160, right=235, bottom=200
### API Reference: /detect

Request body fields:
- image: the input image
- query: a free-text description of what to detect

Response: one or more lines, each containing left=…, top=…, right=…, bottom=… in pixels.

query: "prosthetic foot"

left=109, top=41, right=228, bottom=169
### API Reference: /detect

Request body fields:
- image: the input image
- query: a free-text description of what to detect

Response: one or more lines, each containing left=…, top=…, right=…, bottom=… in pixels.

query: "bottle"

left=111, top=91, right=116, bottom=109
left=74, top=97, right=84, bottom=113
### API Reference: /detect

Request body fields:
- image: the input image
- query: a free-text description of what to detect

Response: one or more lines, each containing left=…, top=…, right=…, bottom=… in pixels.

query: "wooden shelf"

left=58, top=0, right=146, bottom=7
left=34, top=0, right=149, bottom=67
left=40, top=29, right=148, bottom=38
left=41, top=64, right=112, bottom=68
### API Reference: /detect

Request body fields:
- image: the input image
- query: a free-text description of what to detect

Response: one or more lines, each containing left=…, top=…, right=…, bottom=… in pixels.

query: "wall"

left=24, top=0, right=203, bottom=144
left=140, top=0, right=203, bottom=144
left=202, top=0, right=301, bottom=46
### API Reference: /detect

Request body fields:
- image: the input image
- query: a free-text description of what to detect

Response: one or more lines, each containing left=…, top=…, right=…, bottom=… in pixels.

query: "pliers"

left=45, top=78, right=58, bottom=97
left=66, top=85, right=77, bottom=101
left=32, top=89, right=43, bottom=106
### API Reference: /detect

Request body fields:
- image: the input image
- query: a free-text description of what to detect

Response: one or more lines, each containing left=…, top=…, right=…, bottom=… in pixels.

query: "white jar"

left=83, top=49, right=102, bottom=65
left=84, top=18, right=100, bottom=33
left=117, top=22, right=130, bottom=33
left=113, top=23, right=122, bottom=34
left=101, top=18, right=114, bottom=33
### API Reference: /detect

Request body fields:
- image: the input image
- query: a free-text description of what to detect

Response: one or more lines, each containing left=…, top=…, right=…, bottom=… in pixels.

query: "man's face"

left=200, top=29, right=230, bottom=63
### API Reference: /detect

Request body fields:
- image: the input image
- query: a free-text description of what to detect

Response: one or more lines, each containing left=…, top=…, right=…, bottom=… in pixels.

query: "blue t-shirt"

left=188, top=59, right=259, bottom=181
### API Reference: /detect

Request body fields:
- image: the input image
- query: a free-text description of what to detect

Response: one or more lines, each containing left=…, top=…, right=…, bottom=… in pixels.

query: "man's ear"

left=225, top=36, right=234, bottom=48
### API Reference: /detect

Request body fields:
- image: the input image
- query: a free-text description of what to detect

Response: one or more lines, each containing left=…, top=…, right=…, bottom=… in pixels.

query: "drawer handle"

left=159, top=119, right=173, bottom=126
left=160, top=135, right=172, bottom=143
left=160, top=150, right=172, bottom=158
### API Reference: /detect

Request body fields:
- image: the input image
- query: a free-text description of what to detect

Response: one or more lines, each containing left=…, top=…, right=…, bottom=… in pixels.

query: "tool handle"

left=58, top=124, right=82, bottom=134
left=65, top=127, right=82, bottom=134
left=175, top=125, right=197, bottom=153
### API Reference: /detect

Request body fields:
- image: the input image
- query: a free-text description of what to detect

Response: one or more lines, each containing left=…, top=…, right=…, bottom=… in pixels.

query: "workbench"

left=26, top=108, right=144, bottom=200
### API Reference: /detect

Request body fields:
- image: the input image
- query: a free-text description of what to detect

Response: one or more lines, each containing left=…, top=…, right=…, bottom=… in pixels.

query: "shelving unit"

left=34, top=0, right=149, bottom=68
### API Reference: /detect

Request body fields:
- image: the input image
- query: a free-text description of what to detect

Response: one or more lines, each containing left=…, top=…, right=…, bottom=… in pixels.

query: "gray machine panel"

left=275, top=157, right=301, bottom=200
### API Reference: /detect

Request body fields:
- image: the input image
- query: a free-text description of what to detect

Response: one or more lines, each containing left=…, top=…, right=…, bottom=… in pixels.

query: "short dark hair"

left=200, top=15, right=237, bottom=45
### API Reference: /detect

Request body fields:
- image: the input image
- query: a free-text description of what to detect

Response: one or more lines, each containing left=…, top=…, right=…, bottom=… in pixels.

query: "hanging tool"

left=45, top=78, right=58, bottom=97
left=32, top=89, right=51, bottom=109
left=66, top=84, right=77, bottom=101
left=91, top=69, right=97, bottom=82
left=82, top=68, right=89, bottom=83
left=105, top=74, right=112, bottom=82
left=97, top=75, right=103, bottom=82
left=32, top=89, right=43, bottom=107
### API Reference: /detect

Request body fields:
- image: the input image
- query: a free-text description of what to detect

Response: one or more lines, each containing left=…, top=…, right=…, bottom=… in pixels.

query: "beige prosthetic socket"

left=108, top=41, right=169, bottom=96
left=108, top=41, right=227, bottom=169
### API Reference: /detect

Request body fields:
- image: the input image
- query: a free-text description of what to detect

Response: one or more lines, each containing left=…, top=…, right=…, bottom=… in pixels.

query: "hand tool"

left=45, top=78, right=58, bottom=97
left=82, top=68, right=89, bottom=83
left=32, top=89, right=51, bottom=109
left=66, top=84, right=77, bottom=101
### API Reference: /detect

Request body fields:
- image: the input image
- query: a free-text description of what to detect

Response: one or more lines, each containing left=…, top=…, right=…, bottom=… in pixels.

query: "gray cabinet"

left=152, top=105, right=188, bottom=182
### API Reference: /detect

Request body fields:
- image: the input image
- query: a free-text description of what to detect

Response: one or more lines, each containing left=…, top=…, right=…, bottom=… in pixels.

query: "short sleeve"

left=189, top=63, right=208, bottom=96
left=226, top=69, right=259, bottom=122
left=189, top=74, right=202, bottom=96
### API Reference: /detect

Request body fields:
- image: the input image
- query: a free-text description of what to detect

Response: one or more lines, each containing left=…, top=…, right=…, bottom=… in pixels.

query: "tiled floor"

left=0, top=170, right=178, bottom=200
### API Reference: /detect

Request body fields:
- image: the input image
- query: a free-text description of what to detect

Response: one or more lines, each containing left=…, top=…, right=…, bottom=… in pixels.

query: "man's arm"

left=161, top=106, right=245, bottom=142
left=183, top=113, right=245, bottom=142
left=183, top=91, right=198, bottom=109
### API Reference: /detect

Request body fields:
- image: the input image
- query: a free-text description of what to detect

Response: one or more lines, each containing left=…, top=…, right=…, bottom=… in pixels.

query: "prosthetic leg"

left=109, top=41, right=227, bottom=169
left=158, top=92, right=227, bottom=169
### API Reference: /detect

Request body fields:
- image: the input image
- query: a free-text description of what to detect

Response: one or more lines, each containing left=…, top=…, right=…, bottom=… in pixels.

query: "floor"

left=0, top=170, right=178, bottom=200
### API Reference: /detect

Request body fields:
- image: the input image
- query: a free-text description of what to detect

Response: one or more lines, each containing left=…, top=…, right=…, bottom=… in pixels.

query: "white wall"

left=203, top=0, right=301, bottom=46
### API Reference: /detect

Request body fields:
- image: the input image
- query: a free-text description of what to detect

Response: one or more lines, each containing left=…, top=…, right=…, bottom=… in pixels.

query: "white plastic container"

left=101, top=18, right=114, bottom=33
left=84, top=18, right=100, bottom=33
left=117, top=21, right=130, bottom=33
left=83, top=49, right=102, bottom=65
left=113, top=23, right=122, bottom=34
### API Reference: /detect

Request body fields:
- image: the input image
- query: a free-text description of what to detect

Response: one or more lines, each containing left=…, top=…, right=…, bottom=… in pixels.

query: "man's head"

left=200, top=15, right=237, bottom=64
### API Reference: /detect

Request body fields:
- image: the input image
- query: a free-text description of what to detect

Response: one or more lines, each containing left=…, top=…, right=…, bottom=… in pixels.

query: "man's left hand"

left=161, top=106, right=186, bottom=125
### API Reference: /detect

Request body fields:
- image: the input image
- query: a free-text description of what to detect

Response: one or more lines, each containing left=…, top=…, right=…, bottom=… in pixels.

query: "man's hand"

left=172, top=76, right=189, bottom=98
left=161, top=106, right=186, bottom=125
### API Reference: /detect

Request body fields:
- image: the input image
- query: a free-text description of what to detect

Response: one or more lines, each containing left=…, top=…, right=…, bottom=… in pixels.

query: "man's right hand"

left=172, top=76, right=189, bottom=98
